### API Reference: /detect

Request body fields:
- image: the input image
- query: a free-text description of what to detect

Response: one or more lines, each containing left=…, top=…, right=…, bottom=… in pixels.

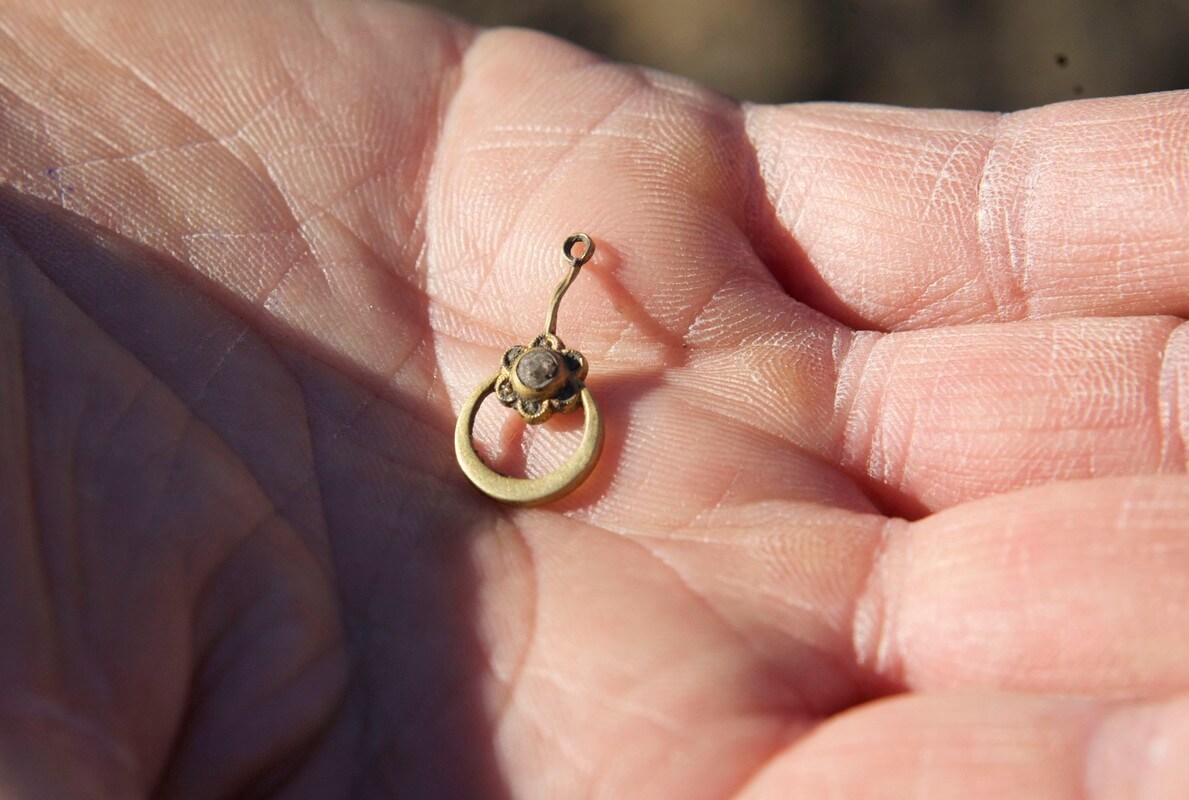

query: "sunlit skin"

left=0, top=1, right=1187, bottom=797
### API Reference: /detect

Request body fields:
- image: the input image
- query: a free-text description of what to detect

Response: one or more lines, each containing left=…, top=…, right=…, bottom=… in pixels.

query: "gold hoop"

left=454, top=374, right=604, bottom=506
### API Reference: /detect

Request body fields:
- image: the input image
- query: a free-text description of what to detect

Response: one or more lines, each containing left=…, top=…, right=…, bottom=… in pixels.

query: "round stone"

left=515, top=348, right=560, bottom=390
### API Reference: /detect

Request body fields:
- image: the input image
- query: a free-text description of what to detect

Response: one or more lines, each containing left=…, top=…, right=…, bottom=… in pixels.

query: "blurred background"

left=417, top=0, right=1188, bottom=110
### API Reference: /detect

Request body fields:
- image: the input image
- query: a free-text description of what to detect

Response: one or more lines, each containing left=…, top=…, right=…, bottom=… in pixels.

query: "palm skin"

left=1, top=0, right=1187, bottom=797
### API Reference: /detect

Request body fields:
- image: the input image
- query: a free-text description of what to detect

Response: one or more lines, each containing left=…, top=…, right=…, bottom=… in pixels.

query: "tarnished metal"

left=455, top=234, right=604, bottom=506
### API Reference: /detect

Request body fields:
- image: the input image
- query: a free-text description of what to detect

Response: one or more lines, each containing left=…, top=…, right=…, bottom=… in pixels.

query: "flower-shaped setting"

left=495, top=333, right=589, bottom=424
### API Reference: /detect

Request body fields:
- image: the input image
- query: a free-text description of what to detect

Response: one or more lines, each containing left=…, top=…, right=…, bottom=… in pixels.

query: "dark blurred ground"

left=417, top=0, right=1188, bottom=109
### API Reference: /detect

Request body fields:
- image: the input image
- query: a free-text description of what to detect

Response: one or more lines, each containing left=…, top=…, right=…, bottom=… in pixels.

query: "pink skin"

left=0, top=0, right=1186, bottom=797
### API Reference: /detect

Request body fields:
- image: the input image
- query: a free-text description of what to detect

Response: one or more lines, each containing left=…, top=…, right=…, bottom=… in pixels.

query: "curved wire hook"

left=544, top=233, right=595, bottom=337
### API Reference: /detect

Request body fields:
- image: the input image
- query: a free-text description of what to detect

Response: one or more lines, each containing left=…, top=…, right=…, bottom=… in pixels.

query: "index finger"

left=746, top=91, right=1189, bottom=330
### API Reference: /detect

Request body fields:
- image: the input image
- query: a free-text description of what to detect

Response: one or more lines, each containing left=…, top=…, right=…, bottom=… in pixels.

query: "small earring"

left=454, top=233, right=605, bottom=506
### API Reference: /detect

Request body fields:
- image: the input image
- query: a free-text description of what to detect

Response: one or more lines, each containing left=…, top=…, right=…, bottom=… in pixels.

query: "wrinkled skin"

left=1, top=1, right=1187, bottom=797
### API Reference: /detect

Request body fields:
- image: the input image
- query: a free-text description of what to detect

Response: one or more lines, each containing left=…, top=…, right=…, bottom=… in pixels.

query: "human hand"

left=1, top=1, right=1186, bottom=797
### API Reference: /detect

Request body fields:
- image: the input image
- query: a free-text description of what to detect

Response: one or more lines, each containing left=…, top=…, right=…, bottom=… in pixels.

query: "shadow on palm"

left=0, top=187, right=515, bottom=797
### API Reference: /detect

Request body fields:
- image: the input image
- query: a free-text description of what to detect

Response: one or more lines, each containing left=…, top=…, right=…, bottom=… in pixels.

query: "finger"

left=832, top=315, right=1187, bottom=511
left=739, top=692, right=1189, bottom=800
left=857, top=476, right=1189, bottom=697
left=746, top=91, right=1189, bottom=330
left=680, top=314, right=1186, bottom=515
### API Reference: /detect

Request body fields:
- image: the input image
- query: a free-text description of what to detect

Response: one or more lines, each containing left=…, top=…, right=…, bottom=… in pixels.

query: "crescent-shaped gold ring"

left=454, top=375, right=604, bottom=506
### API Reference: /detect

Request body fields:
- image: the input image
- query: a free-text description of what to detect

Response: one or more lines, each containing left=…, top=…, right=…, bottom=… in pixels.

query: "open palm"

left=2, top=1, right=1187, bottom=797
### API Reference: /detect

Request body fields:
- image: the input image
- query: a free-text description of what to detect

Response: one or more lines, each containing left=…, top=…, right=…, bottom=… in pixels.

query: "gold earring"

left=454, top=233, right=605, bottom=506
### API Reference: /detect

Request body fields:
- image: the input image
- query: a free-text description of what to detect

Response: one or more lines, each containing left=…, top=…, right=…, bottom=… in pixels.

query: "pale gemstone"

left=516, top=348, right=559, bottom=389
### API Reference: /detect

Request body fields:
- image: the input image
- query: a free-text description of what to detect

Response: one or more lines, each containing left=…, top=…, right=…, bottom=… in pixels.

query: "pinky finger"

left=738, top=692, right=1189, bottom=800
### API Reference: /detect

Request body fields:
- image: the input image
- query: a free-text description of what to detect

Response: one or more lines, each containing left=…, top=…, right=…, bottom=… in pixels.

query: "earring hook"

left=544, top=232, right=595, bottom=337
